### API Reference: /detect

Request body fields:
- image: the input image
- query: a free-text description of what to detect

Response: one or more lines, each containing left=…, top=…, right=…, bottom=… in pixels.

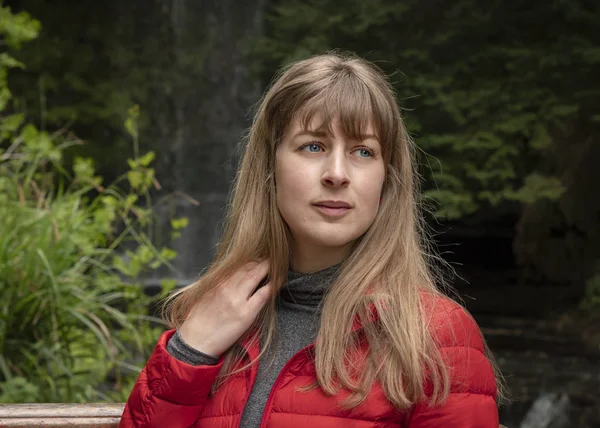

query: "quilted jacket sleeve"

left=119, top=329, right=224, bottom=428
left=408, top=303, right=499, bottom=428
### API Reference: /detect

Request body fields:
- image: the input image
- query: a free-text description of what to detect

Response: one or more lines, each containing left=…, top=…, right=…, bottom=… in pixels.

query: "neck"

left=290, top=241, right=352, bottom=273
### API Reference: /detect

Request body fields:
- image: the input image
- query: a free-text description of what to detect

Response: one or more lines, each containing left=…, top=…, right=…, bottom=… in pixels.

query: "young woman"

left=120, top=52, right=502, bottom=428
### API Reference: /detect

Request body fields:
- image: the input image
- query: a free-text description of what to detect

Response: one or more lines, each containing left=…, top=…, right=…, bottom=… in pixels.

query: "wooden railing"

left=0, top=403, right=125, bottom=427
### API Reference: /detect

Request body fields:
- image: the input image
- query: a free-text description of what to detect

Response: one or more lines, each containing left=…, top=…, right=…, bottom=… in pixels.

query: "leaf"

left=530, top=125, right=552, bottom=151
left=170, top=217, right=189, bottom=230
left=0, top=53, right=24, bottom=69
left=136, top=244, right=153, bottom=264
left=124, top=105, right=140, bottom=139
left=159, top=247, right=177, bottom=261
left=508, top=174, right=566, bottom=204
left=127, top=158, right=137, bottom=169
left=127, top=171, right=143, bottom=190
left=20, top=124, right=39, bottom=147
left=550, top=104, right=579, bottom=118
left=0, top=87, right=11, bottom=112
left=0, top=113, right=24, bottom=138
left=137, top=151, right=155, bottom=167
left=0, top=6, right=41, bottom=48
left=112, top=256, right=130, bottom=276
left=124, top=117, right=138, bottom=139
left=73, top=157, right=95, bottom=179
left=424, top=189, right=477, bottom=219
left=0, top=377, right=41, bottom=403
left=143, top=168, right=155, bottom=188
left=125, top=194, right=138, bottom=207
left=160, top=279, right=177, bottom=294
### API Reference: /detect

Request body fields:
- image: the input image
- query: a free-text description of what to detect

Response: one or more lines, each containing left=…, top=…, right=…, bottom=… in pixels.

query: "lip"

left=313, top=200, right=352, bottom=208
left=312, top=201, right=352, bottom=218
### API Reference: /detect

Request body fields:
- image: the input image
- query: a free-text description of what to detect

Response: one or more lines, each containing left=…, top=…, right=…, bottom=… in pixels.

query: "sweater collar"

left=278, top=263, right=341, bottom=308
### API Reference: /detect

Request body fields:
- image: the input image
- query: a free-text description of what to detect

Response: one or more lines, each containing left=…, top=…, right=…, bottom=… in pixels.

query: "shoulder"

left=419, top=291, right=497, bottom=397
left=419, top=292, right=485, bottom=352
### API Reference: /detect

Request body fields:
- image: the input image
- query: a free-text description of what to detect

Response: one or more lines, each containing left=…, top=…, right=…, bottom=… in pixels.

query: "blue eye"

left=302, top=143, right=322, bottom=153
left=356, top=148, right=373, bottom=158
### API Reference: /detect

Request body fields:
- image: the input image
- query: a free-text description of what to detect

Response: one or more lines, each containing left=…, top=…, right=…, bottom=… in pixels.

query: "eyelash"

left=299, top=141, right=377, bottom=157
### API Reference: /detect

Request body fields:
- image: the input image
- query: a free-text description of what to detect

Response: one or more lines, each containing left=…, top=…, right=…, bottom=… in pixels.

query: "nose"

left=321, top=150, right=350, bottom=188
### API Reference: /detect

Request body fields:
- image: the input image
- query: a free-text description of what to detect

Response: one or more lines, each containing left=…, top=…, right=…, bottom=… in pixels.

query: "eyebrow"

left=293, top=130, right=379, bottom=142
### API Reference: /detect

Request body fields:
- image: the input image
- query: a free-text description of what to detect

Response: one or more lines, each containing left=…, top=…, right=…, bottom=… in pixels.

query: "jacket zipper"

left=258, top=343, right=315, bottom=428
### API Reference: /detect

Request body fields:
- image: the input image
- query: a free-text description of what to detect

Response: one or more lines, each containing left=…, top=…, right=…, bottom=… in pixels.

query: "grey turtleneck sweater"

left=166, top=264, right=340, bottom=427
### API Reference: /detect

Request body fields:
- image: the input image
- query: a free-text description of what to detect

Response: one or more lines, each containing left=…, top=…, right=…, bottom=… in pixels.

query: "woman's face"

left=275, top=114, right=386, bottom=270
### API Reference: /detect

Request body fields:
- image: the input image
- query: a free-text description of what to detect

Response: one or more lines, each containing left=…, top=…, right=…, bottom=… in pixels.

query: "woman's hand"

left=178, top=260, right=272, bottom=357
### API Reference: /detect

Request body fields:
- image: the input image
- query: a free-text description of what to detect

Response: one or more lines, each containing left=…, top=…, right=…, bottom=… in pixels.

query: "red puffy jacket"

left=120, top=297, right=498, bottom=427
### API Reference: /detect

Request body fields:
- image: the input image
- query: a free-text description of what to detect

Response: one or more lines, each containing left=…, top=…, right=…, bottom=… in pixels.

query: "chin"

left=304, top=229, right=363, bottom=249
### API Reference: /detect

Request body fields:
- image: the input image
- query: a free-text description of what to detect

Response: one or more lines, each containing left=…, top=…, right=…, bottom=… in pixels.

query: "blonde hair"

left=164, top=52, right=502, bottom=409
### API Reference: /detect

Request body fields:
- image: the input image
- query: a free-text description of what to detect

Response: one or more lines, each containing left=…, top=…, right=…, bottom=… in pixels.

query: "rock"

left=519, top=392, right=570, bottom=428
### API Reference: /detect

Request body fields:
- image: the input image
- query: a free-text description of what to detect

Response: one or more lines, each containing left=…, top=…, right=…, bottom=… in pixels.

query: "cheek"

left=275, top=157, right=305, bottom=210
left=278, top=170, right=303, bottom=193
left=362, top=168, right=386, bottom=210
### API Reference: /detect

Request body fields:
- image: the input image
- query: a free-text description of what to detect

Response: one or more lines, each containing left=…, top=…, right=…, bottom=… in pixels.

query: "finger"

left=247, top=282, right=272, bottom=313
left=239, top=259, right=270, bottom=298
left=228, top=260, right=261, bottom=285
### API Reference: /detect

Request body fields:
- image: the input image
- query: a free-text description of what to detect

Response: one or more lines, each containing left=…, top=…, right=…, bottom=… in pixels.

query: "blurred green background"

left=0, top=1, right=598, bottom=426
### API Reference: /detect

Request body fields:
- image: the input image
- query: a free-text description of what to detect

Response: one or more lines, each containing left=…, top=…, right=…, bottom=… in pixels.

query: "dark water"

left=480, top=316, right=600, bottom=428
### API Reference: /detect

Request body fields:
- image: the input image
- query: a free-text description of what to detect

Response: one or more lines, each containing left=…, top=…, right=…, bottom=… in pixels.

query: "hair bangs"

left=292, top=73, right=394, bottom=156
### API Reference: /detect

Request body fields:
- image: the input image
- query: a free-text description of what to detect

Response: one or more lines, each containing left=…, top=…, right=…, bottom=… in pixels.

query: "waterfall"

left=145, top=0, right=266, bottom=282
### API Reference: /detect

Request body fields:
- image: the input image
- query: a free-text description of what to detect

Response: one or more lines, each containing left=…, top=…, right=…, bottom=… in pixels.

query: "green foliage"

left=0, top=7, right=183, bottom=402
left=0, top=112, right=180, bottom=403
left=5, top=0, right=209, bottom=181
left=0, top=5, right=40, bottom=48
left=0, top=3, right=39, bottom=110
left=506, top=174, right=566, bottom=205
left=250, top=0, right=598, bottom=219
